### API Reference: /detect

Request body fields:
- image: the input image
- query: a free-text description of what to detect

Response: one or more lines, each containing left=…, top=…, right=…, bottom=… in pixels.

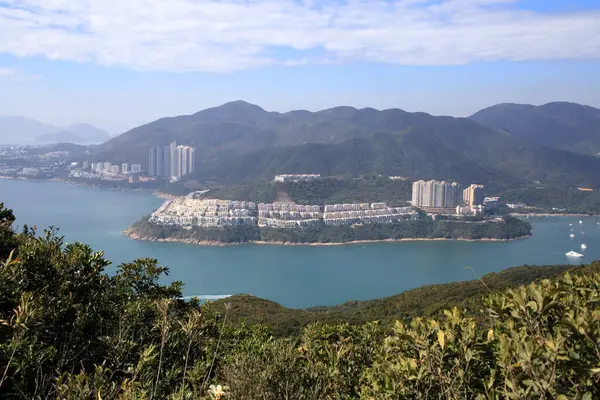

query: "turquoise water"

left=1, top=178, right=598, bottom=308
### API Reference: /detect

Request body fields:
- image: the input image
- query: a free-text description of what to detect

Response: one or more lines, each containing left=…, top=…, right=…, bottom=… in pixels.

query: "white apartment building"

left=412, top=180, right=462, bottom=208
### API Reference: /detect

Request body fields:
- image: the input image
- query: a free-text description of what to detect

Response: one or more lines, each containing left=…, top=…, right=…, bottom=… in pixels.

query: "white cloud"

left=0, top=0, right=598, bottom=72
left=0, top=67, right=17, bottom=77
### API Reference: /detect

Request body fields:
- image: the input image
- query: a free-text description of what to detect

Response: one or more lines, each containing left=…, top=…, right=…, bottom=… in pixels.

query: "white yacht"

left=566, top=250, right=584, bottom=258
left=569, top=233, right=575, bottom=238
left=581, top=244, right=587, bottom=250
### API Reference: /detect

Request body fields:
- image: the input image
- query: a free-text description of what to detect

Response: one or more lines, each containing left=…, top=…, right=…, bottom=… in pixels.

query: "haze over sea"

left=2, top=178, right=598, bottom=308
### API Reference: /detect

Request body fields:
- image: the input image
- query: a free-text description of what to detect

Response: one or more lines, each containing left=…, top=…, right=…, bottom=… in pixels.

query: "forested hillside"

left=471, top=102, right=600, bottom=155
left=200, top=175, right=413, bottom=205
left=92, top=101, right=600, bottom=188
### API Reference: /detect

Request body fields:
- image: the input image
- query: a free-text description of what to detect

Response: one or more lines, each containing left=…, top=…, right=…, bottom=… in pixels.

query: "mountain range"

left=94, top=100, right=600, bottom=187
left=0, top=116, right=110, bottom=145
left=471, top=102, right=600, bottom=156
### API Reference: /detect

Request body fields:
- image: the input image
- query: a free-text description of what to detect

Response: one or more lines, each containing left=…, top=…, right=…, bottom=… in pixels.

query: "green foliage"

left=215, top=264, right=586, bottom=337
left=1, top=203, right=600, bottom=399
left=203, top=175, right=414, bottom=205
left=361, top=271, right=600, bottom=399
left=501, top=185, right=600, bottom=214
left=130, top=219, right=261, bottom=243
left=0, top=208, right=231, bottom=399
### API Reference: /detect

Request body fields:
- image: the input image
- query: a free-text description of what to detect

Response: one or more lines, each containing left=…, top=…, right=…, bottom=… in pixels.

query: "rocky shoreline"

left=122, top=228, right=532, bottom=247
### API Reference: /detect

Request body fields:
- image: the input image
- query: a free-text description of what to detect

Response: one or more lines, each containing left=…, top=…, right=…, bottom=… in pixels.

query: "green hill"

left=94, top=100, right=433, bottom=164
left=202, top=175, right=414, bottom=205
left=471, top=101, right=600, bottom=155
left=190, top=118, right=600, bottom=187
left=211, top=263, right=593, bottom=337
left=93, top=101, right=600, bottom=187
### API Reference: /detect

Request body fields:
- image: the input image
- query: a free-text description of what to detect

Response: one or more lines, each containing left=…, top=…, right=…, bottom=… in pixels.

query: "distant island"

left=124, top=192, right=532, bottom=246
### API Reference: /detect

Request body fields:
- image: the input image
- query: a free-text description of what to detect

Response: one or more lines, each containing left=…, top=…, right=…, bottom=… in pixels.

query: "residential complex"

left=150, top=198, right=257, bottom=227
left=411, top=180, right=462, bottom=209
left=149, top=197, right=418, bottom=229
left=149, top=141, right=195, bottom=180
left=463, top=184, right=485, bottom=207
left=322, top=203, right=416, bottom=226
left=87, top=161, right=142, bottom=175
left=258, top=203, right=323, bottom=228
left=69, top=161, right=142, bottom=181
left=273, top=174, right=321, bottom=183
left=412, top=180, right=488, bottom=216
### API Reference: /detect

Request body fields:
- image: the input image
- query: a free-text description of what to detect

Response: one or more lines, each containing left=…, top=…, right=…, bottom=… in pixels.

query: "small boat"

left=569, top=233, right=575, bottom=238
left=566, top=250, right=584, bottom=258
left=580, top=231, right=587, bottom=235
left=581, top=244, right=587, bottom=250
left=579, top=220, right=583, bottom=224
left=569, top=223, right=573, bottom=226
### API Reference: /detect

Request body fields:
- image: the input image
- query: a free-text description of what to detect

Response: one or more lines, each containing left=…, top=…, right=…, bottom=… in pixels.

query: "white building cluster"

left=149, top=141, right=195, bottom=180
left=88, top=162, right=141, bottom=174
left=456, top=205, right=485, bottom=216
left=149, top=197, right=419, bottom=229
left=149, top=198, right=257, bottom=227
left=412, top=180, right=488, bottom=216
left=323, top=203, right=417, bottom=226
left=273, top=174, right=321, bottom=183
left=258, top=203, right=322, bottom=228
left=412, top=180, right=462, bottom=209
left=70, top=161, right=142, bottom=181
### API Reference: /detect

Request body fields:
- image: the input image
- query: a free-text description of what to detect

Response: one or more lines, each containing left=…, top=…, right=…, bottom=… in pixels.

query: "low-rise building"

left=150, top=198, right=418, bottom=229
left=273, top=174, right=321, bottom=183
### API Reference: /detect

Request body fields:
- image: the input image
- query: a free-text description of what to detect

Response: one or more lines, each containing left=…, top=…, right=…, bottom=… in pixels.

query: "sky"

left=0, top=0, right=599, bottom=134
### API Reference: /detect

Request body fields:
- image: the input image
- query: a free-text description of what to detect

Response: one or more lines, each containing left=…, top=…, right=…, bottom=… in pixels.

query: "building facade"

left=412, top=180, right=462, bottom=208
left=174, top=145, right=195, bottom=179
left=148, top=148, right=157, bottom=176
left=463, top=184, right=485, bottom=207
left=273, top=174, right=321, bottom=183
left=148, top=141, right=195, bottom=179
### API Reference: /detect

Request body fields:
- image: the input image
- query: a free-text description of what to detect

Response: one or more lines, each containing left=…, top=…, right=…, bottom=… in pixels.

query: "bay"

left=1, top=178, right=598, bottom=308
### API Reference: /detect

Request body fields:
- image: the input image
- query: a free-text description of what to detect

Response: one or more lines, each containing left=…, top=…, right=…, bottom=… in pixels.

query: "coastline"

left=152, top=191, right=177, bottom=200
left=122, top=228, right=531, bottom=247
left=0, top=175, right=174, bottom=200
left=510, top=212, right=597, bottom=217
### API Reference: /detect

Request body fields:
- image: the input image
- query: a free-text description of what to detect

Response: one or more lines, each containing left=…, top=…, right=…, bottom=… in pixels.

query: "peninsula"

left=124, top=195, right=532, bottom=246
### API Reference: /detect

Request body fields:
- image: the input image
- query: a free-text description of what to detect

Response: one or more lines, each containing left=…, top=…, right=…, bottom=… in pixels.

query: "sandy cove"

left=122, top=228, right=531, bottom=247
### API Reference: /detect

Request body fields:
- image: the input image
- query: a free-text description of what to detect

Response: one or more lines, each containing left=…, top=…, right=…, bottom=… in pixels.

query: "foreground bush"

left=363, top=272, right=600, bottom=398
left=0, top=203, right=599, bottom=399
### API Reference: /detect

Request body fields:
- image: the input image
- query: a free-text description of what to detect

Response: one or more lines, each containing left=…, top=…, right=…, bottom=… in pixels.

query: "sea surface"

left=1, top=178, right=598, bottom=308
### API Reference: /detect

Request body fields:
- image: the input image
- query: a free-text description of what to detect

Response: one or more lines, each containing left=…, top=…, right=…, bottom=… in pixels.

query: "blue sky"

left=0, top=0, right=599, bottom=134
